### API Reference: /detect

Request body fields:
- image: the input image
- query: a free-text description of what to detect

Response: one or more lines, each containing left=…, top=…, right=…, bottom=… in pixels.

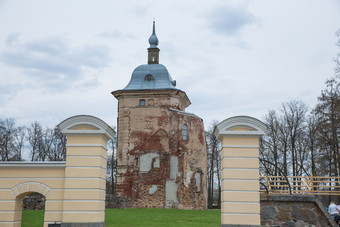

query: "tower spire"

left=148, top=20, right=160, bottom=64
left=148, top=20, right=159, bottom=48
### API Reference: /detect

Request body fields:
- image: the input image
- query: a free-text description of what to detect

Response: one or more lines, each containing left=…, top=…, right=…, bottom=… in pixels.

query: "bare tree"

left=0, top=119, right=16, bottom=161
left=206, top=120, right=220, bottom=209
left=282, top=101, right=307, bottom=177
left=314, top=79, right=340, bottom=178
left=261, top=101, right=308, bottom=179
left=12, top=126, right=26, bottom=161
left=306, top=115, right=318, bottom=177
left=106, top=131, right=117, bottom=195
left=261, top=110, right=281, bottom=176
left=27, top=122, right=43, bottom=161
left=48, top=127, right=66, bottom=161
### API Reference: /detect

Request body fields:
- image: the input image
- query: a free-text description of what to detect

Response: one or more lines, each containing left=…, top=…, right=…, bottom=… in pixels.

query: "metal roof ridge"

left=169, top=108, right=202, bottom=120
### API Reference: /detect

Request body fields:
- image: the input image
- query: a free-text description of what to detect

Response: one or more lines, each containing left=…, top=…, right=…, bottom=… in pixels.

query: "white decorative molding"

left=222, top=201, right=259, bottom=204
left=66, top=144, right=107, bottom=150
left=0, top=161, right=66, bottom=168
left=214, top=116, right=266, bottom=140
left=10, top=182, right=51, bottom=198
left=222, top=145, right=259, bottom=148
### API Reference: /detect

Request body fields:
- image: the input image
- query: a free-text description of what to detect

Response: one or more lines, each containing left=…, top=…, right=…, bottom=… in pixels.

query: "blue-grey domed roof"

left=123, top=64, right=177, bottom=90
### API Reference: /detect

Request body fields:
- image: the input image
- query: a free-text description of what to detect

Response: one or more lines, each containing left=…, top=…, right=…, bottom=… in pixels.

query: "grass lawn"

left=22, top=208, right=220, bottom=227
left=22, top=210, right=45, bottom=227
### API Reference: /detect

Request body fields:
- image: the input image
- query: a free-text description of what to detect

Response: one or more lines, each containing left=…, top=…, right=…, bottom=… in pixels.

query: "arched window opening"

left=151, top=54, right=155, bottom=61
left=139, top=99, right=146, bottom=106
left=183, top=124, right=188, bottom=140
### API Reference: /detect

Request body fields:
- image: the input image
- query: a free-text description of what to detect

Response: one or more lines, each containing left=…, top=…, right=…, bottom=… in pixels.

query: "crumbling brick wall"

left=114, top=90, right=207, bottom=209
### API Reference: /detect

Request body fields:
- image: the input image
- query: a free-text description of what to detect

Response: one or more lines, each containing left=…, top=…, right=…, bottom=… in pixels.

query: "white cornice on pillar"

left=214, top=115, right=266, bottom=140
left=58, top=115, right=115, bottom=141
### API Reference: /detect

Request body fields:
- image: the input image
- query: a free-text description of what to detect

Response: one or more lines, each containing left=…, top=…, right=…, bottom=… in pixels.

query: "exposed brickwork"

left=112, top=89, right=207, bottom=209
left=133, top=184, right=165, bottom=208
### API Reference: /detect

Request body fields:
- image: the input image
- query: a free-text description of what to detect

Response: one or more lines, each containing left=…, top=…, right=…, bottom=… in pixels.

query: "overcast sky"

left=0, top=0, right=340, bottom=129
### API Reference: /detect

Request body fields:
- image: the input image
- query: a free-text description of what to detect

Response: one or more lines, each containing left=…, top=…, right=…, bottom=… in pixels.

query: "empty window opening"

left=139, top=99, right=146, bottom=106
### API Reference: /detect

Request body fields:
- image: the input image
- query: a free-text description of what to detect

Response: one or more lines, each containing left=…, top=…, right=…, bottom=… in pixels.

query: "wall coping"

left=0, top=161, right=66, bottom=168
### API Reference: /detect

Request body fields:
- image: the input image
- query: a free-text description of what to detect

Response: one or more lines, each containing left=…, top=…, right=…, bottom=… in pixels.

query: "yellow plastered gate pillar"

left=58, top=115, right=115, bottom=227
left=0, top=115, right=114, bottom=227
left=214, top=116, right=266, bottom=227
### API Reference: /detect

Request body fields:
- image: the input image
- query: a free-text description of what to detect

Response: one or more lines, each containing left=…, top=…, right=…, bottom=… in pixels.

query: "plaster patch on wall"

left=140, top=153, right=160, bottom=172
left=184, top=170, right=193, bottom=187
left=170, top=156, right=178, bottom=180
left=165, top=179, right=178, bottom=207
left=153, top=157, right=160, bottom=168
left=195, top=172, right=201, bottom=192
left=149, top=185, right=158, bottom=195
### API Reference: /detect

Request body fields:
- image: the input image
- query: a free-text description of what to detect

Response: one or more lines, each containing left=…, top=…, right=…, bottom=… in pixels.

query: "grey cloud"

left=1, top=36, right=111, bottom=90
left=6, top=33, right=20, bottom=46
left=25, top=38, right=68, bottom=56
left=208, top=3, right=256, bottom=36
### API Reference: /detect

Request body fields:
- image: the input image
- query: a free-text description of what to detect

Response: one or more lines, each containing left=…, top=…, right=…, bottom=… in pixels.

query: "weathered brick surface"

left=113, top=89, right=207, bottom=209
left=133, top=184, right=165, bottom=208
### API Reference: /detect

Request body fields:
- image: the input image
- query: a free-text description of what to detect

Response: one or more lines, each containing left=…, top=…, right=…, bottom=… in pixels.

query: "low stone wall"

left=23, top=194, right=129, bottom=210
left=105, top=194, right=131, bottom=208
left=261, top=194, right=337, bottom=227
left=23, top=193, right=45, bottom=210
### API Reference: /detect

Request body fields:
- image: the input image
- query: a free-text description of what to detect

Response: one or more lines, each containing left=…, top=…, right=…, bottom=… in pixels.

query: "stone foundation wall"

left=105, top=194, right=131, bottom=208
left=261, top=194, right=337, bottom=227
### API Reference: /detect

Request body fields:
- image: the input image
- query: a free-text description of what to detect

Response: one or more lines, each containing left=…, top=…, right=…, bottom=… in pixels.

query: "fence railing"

left=260, top=176, right=340, bottom=195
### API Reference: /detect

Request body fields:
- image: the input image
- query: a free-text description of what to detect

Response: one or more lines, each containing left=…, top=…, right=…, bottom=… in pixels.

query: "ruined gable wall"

left=115, top=93, right=184, bottom=201
left=115, top=91, right=207, bottom=209
left=174, top=113, right=207, bottom=210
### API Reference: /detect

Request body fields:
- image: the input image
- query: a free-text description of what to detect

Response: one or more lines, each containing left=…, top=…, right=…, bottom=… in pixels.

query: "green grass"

left=22, top=210, right=45, bottom=227
left=22, top=208, right=220, bottom=227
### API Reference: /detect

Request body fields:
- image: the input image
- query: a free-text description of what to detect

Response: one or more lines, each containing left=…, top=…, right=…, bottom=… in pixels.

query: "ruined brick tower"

left=112, top=22, right=207, bottom=209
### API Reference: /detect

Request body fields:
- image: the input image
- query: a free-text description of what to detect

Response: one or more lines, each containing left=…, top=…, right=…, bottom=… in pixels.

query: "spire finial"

left=148, top=20, right=159, bottom=48
left=147, top=21, right=160, bottom=64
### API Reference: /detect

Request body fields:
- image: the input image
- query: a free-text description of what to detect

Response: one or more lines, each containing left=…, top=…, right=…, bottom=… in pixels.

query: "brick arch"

left=10, top=181, right=51, bottom=199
